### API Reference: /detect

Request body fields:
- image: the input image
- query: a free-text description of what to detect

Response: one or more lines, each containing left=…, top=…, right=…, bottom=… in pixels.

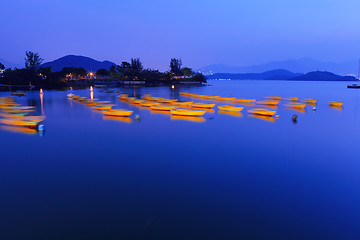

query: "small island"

left=0, top=52, right=207, bottom=90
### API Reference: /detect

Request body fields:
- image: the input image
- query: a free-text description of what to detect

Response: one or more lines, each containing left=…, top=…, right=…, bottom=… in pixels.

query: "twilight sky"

left=1, top=0, right=359, bottom=70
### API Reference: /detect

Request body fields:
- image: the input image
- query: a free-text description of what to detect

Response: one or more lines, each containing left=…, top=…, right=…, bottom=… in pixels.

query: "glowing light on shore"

left=40, top=89, right=43, bottom=94
left=171, top=85, right=175, bottom=89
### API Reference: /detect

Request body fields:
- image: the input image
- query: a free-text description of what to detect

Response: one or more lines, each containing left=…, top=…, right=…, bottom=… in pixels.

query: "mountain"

left=198, top=58, right=359, bottom=75
left=288, top=71, right=357, bottom=81
left=41, top=55, right=117, bottom=72
left=0, top=58, right=23, bottom=69
left=207, top=69, right=302, bottom=80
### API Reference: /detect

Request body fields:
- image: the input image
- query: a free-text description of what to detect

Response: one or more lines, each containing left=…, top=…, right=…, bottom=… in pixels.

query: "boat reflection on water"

left=150, top=109, right=172, bottom=115
left=248, top=114, right=276, bottom=122
left=285, top=107, right=306, bottom=113
left=171, top=115, right=206, bottom=123
left=103, top=116, right=132, bottom=123
left=235, top=102, right=255, bottom=106
left=330, top=105, right=343, bottom=110
left=218, top=110, right=243, bottom=118
left=0, top=125, right=39, bottom=135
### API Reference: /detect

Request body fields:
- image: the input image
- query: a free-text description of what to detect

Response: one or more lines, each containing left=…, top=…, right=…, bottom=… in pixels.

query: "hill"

left=198, top=58, right=358, bottom=75
left=288, top=71, right=357, bottom=81
left=40, top=55, right=116, bottom=72
left=207, top=69, right=302, bottom=80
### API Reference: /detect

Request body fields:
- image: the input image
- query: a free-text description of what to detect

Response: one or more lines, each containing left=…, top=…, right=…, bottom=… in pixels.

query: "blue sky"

left=1, top=0, right=359, bottom=70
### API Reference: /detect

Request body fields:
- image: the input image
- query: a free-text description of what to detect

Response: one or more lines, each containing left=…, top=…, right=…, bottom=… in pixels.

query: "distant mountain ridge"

left=207, top=70, right=357, bottom=81
left=40, top=55, right=116, bottom=71
left=198, top=58, right=358, bottom=75
left=207, top=69, right=302, bottom=80
left=0, top=58, right=23, bottom=69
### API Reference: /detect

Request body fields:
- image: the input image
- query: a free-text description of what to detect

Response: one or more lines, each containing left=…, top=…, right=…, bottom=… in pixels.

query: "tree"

left=130, top=58, right=143, bottom=73
left=0, top=62, right=5, bottom=71
left=181, top=67, right=194, bottom=77
left=109, top=65, right=116, bottom=74
left=25, top=51, right=43, bottom=70
left=170, top=58, right=182, bottom=75
left=96, top=68, right=109, bottom=77
left=38, top=67, right=52, bottom=78
left=192, top=73, right=207, bottom=83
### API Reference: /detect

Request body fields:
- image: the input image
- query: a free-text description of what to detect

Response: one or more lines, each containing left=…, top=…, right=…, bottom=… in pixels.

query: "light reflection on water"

left=0, top=80, right=360, bottom=239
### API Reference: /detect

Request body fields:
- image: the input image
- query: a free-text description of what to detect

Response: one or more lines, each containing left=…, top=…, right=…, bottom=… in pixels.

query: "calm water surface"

left=0, top=80, right=359, bottom=240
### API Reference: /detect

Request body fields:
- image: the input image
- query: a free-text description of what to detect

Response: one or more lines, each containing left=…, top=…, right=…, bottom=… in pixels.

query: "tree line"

left=0, top=52, right=206, bottom=87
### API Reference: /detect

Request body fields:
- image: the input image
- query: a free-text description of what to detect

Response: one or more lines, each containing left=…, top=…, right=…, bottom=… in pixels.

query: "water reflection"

left=171, top=115, right=206, bottom=122
left=248, top=114, right=276, bottom=122
left=103, top=116, right=132, bottom=123
left=218, top=110, right=243, bottom=118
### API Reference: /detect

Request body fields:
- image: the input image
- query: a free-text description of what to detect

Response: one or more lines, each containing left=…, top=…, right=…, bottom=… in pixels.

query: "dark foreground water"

left=0, top=80, right=359, bottom=240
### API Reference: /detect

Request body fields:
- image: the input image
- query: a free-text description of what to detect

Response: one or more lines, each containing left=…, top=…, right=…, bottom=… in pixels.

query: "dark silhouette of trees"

left=192, top=73, right=207, bottom=83
left=0, top=62, right=4, bottom=71
left=181, top=67, right=194, bottom=77
left=25, top=51, right=43, bottom=70
left=170, top=58, right=182, bottom=75
left=38, top=67, right=53, bottom=79
left=96, top=69, right=109, bottom=77
left=130, top=58, right=143, bottom=73
left=109, top=65, right=116, bottom=74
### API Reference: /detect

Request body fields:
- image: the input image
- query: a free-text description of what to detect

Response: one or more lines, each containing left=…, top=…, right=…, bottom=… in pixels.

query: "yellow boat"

left=256, top=100, right=279, bottom=106
left=248, top=108, right=276, bottom=116
left=0, top=125, right=38, bottom=134
left=179, top=91, right=191, bottom=96
left=285, top=103, right=307, bottom=109
left=218, top=110, right=243, bottom=117
left=172, top=101, right=193, bottom=106
left=170, top=108, right=206, bottom=116
left=126, top=97, right=137, bottom=102
left=201, top=95, right=219, bottom=100
left=265, top=96, right=281, bottom=100
left=217, top=105, right=244, bottom=112
left=0, top=106, right=35, bottom=110
left=0, top=112, right=28, bottom=118
left=192, top=103, right=215, bottom=108
left=284, top=97, right=299, bottom=102
left=171, top=115, right=206, bottom=122
left=4, top=109, right=35, bottom=113
left=118, top=94, right=128, bottom=100
left=0, top=118, right=43, bottom=127
left=329, top=101, right=343, bottom=107
left=305, top=99, right=317, bottom=104
left=236, top=98, right=256, bottom=103
left=157, top=98, right=178, bottom=103
left=139, top=101, right=160, bottom=107
left=101, top=109, right=133, bottom=117
left=91, top=104, right=114, bottom=110
left=150, top=104, right=178, bottom=111
left=217, top=97, right=237, bottom=101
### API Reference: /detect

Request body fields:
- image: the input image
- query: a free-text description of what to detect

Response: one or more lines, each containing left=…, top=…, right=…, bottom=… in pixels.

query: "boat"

left=284, top=97, right=299, bottom=102
left=0, top=106, right=35, bottom=110
left=329, top=101, right=343, bottom=107
left=11, top=91, right=26, bottom=96
left=139, top=101, right=160, bottom=107
left=217, top=97, right=237, bottom=101
left=305, top=99, right=317, bottom=104
left=170, top=108, right=206, bottom=116
left=0, top=125, right=39, bottom=134
left=248, top=108, right=276, bottom=116
left=201, top=95, right=219, bottom=100
left=150, top=105, right=178, bottom=111
left=192, top=103, right=215, bottom=108
left=0, top=112, right=28, bottom=118
left=67, top=93, right=75, bottom=98
left=101, top=109, right=133, bottom=117
left=157, top=98, right=178, bottom=103
left=285, top=103, right=307, bottom=109
left=235, top=98, right=256, bottom=103
left=265, top=96, right=281, bottom=100
left=91, top=104, right=114, bottom=110
left=4, top=109, right=35, bottom=113
left=172, top=101, right=193, bottom=106
left=0, top=118, right=44, bottom=127
left=217, top=105, right=244, bottom=112
left=118, top=94, right=128, bottom=100
left=256, top=100, right=279, bottom=106
left=347, top=83, right=360, bottom=88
